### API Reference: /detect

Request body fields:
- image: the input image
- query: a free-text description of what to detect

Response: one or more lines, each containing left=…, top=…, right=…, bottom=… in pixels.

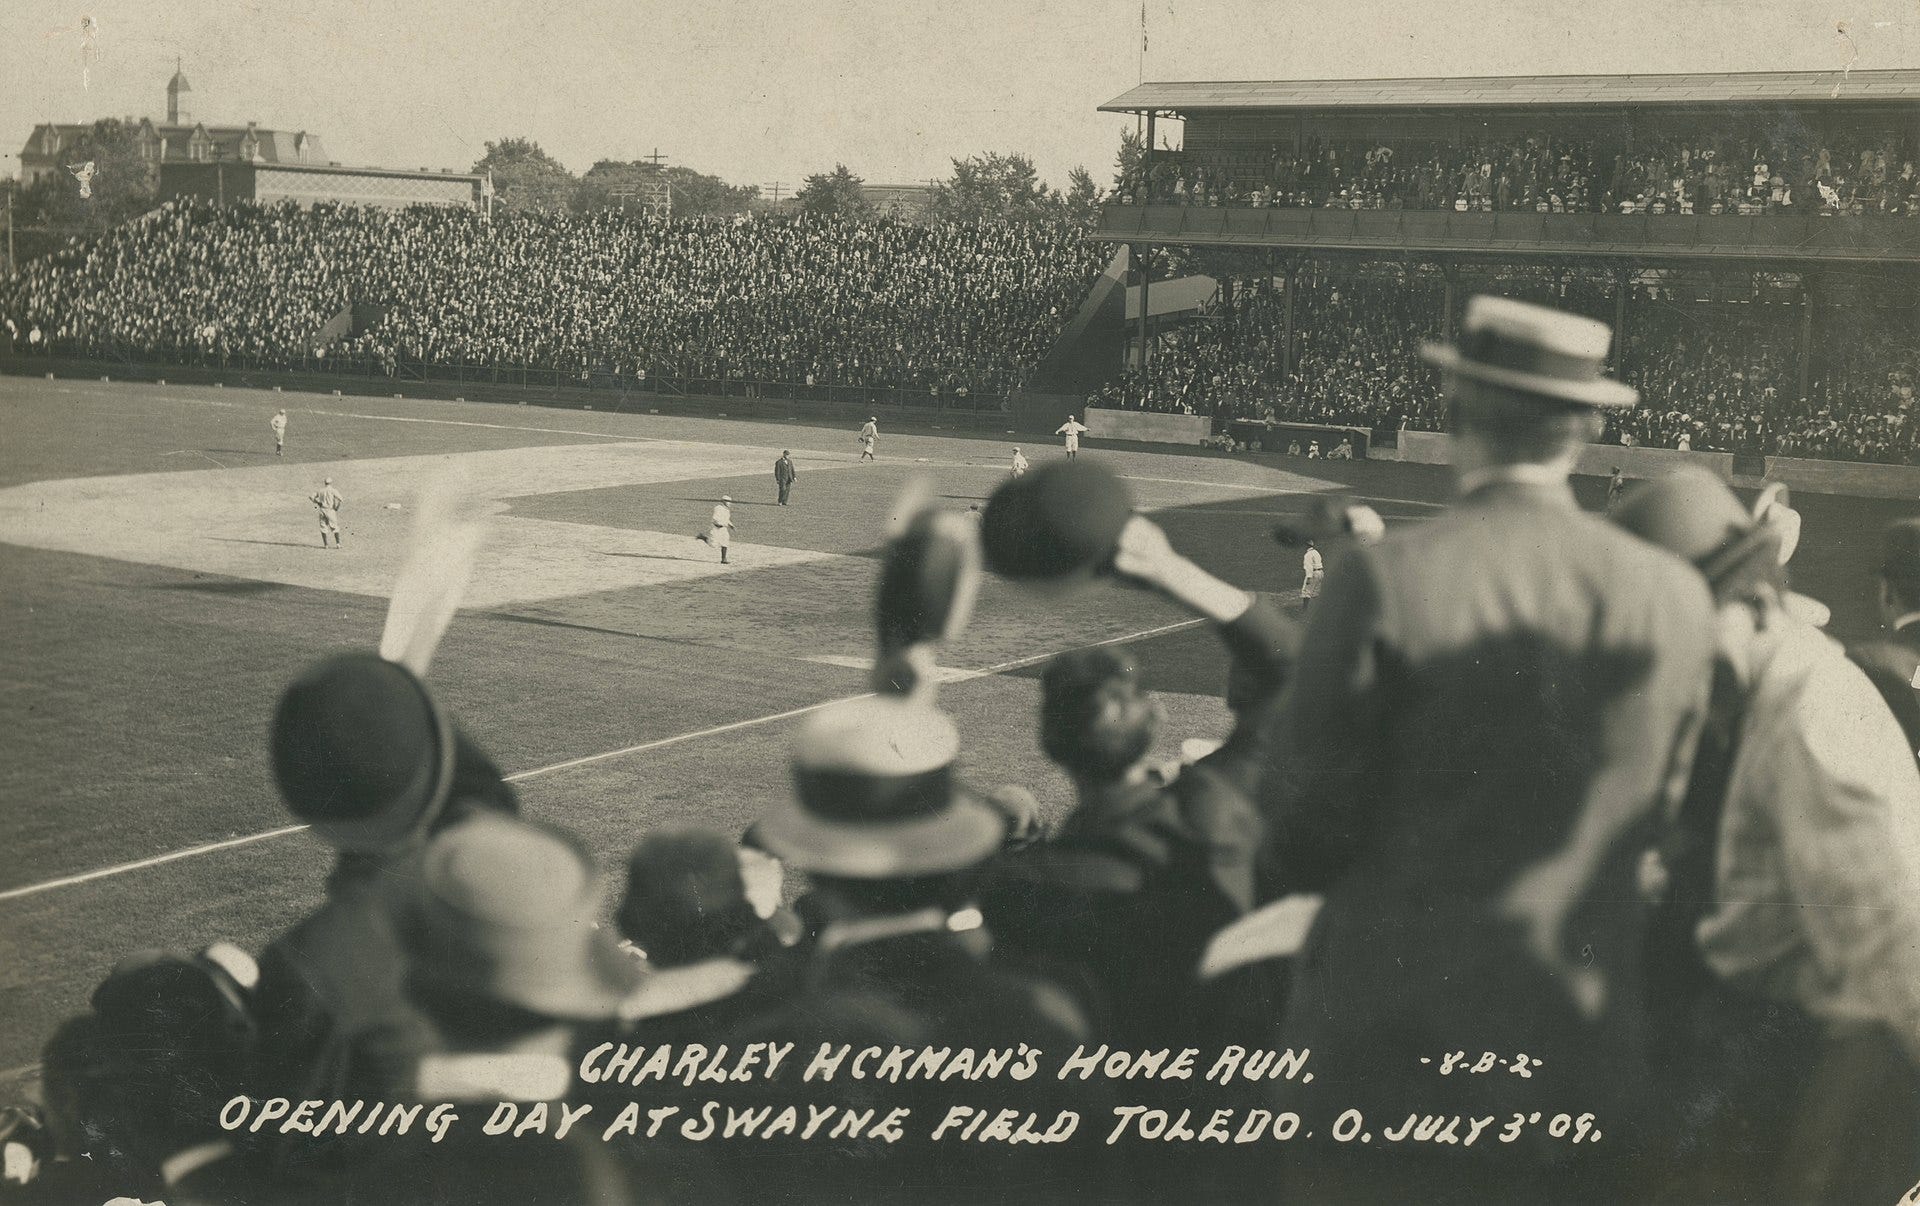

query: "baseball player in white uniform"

left=270, top=409, right=288, bottom=456
left=1300, top=539, right=1324, bottom=611
left=1055, top=416, right=1089, bottom=459
left=699, top=495, right=735, bottom=563
left=858, top=418, right=879, bottom=462
left=1010, top=447, right=1029, bottom=477
left=310, top=478, right=343, bottom=549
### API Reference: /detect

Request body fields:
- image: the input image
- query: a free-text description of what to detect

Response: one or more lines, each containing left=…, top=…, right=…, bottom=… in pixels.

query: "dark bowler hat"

left=1421, top=295, right=1638, bottom=409
left=1611, top=467, right=1782, bottom=601
left=271, top=653, right=455, bottom=853
left=757, top=696, right=1004, bottom=878
left=981, top=458, right=1134, bottom=581
left=406, top=814, right=642, bottom=1018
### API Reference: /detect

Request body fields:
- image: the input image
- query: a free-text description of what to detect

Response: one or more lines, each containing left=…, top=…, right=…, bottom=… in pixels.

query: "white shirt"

left=1699, top=617, right=1920, bottom=1063
left=1056, top=420, right=1088, bottom=444
left=270, top=414, right=287, bottom=435
left=1011, top=452, right=1029, bottom=473
left=711, top=504, right=731, bottom=528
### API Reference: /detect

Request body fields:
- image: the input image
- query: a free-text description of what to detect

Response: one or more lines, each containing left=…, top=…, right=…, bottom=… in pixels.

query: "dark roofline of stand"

left=1099, top=69, right=1920, bottom=114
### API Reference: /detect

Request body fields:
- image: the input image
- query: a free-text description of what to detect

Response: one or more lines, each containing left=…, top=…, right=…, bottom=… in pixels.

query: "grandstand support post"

left=1282, top=259, right=1298, bottom=380
left=1442, top=263, right=1459, bottom=340
left=1797, top=274, right=1817, bottom=403
left=1612, top=270, right=1630, bottom=371
left=1138, top=243, right=1152, bottom=380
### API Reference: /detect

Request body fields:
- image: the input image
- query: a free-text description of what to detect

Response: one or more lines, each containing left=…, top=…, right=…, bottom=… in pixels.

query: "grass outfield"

left=1, top=375, right=1914, bottom=1086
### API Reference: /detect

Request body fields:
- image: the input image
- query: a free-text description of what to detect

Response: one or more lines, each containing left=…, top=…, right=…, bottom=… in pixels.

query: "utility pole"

left=643, top=148, right=668, bottom=168
left=762, top=183, right=788, bottom=209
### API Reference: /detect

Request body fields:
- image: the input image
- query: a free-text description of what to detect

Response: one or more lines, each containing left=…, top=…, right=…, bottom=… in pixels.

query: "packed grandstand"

left=1117, top=131, right=1920, bottom=216
left=2, top=190, right=1917, bottom=463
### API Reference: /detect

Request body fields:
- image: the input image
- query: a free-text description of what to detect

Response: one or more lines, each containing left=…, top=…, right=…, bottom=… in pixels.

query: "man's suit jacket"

left=1848, top=622, right=1920, bottom=760
left=1262, top=476, right=1716, bottom=1157
left=773, top=456, right=796, bottom=485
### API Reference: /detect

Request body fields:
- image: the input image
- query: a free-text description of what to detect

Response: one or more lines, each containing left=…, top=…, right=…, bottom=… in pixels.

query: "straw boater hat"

left=757, top=696, right=1004, bottom=878
left=271, top=653, right=456, bottom=854
left=1421, top=295, right=1638, bottom=409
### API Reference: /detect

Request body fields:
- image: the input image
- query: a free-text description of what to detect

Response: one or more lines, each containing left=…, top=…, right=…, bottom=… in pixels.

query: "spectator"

left=740, top=694, right=1099, bottom=1202
left=1848, top=518, right=1920, bottom=757
left=978, top=514, right=1294, bottom=1048
left=252, top=652, right=517, bottom=1149
left=1615, top=468, right=1920, bottom=1204
left=1263, top=297, right=1717, bottom=1200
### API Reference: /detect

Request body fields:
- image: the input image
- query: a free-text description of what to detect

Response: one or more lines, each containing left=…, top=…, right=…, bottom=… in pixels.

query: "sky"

left=4, top=0, right=1918, bottom=192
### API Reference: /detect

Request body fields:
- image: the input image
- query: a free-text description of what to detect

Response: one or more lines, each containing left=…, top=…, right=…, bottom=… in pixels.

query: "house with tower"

left=15, top=62, right=330, bottom=185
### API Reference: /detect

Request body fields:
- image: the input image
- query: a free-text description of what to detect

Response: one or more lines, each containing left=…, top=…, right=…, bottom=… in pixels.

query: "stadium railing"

left=1096, top=204, right=1920, bottom=262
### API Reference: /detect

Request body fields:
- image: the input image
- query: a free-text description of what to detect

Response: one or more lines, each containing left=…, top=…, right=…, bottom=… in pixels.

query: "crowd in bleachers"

left=11, top=298, right=1920, bottom=1202
left=1120, top=131, right=1920, bottom=216
left=1093, top=268, right=1920, bottom=464
left=0, top=199, right=1105, bottom=400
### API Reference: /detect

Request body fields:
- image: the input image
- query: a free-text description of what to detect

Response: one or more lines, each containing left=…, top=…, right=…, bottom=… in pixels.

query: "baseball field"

left=0, top=375, right=1908, bottom=1091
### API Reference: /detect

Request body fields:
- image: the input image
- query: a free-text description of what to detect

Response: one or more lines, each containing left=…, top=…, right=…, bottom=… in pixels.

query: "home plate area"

left=0, top=440, right=862, bottom=608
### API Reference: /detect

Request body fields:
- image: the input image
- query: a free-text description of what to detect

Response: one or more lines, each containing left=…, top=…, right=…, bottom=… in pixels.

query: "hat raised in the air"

left=1421, top=295, right=1638, bottom=409
left=757, top=696, right=1003, bottom=878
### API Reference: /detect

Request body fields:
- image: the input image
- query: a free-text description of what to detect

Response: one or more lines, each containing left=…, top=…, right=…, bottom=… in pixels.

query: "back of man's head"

left=1040, top=647, right=1158, bottom=782
left=1447, top=377, right=1605, bottom=467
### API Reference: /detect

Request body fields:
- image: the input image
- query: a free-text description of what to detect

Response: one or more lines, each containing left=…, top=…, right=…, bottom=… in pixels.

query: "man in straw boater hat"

left=1612, top=468, right=1920, bottom=1205
left=250, top=652, right=519, bottom=1166
left=1258, top=297, right=1717, bottom=1203
left=739, top=694, right=1107, bottom=1202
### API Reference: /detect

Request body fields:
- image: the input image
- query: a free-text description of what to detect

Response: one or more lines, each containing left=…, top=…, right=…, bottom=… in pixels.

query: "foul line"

left=0, top=617, right=1205, bottom=905
left=0, top=825, right=313, bottom=903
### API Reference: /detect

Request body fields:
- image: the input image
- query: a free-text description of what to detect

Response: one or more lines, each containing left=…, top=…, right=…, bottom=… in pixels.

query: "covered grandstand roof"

left=1099, top=69, right=1920, bottom=113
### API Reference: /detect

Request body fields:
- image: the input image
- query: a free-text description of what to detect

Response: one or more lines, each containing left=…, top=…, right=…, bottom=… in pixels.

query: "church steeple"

left=167, top=58, right=192, bottom=125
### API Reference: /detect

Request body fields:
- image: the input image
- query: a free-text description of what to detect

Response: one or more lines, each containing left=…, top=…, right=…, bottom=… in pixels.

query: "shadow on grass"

left=150, top=578, right=290, bottom=596
left=208, top=537, right=320, bottom=550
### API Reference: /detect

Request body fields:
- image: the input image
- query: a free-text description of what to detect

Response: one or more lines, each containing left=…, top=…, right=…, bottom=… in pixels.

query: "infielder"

left=858, top=417, right=879, bottom=462
left=1055, top=415, right=1089, bottom=459
left=310, top=478, right=343, bottom=549
left=270, top=409, right=288, bottom=456
left=696, top=495, right=735, bottom=563
left=1300, top=538, right=1323, bottom=611
left=1010, top=447, right=1029, bottom=477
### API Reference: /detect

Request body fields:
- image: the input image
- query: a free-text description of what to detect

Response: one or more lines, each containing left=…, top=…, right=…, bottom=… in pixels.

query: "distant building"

left=158, top=161, right=488, bottom=212
left=862, top=182, right=933, bottom=220
left=16, top=62, right=328, bottom=185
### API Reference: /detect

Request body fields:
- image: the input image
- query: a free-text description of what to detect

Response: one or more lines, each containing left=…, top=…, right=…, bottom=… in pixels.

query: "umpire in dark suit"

left=1849, top=518, right=1920, bottom=759
left=773, top=450, right=796, bottom=506
left=1262, top=297, right=1716, bottom=1203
